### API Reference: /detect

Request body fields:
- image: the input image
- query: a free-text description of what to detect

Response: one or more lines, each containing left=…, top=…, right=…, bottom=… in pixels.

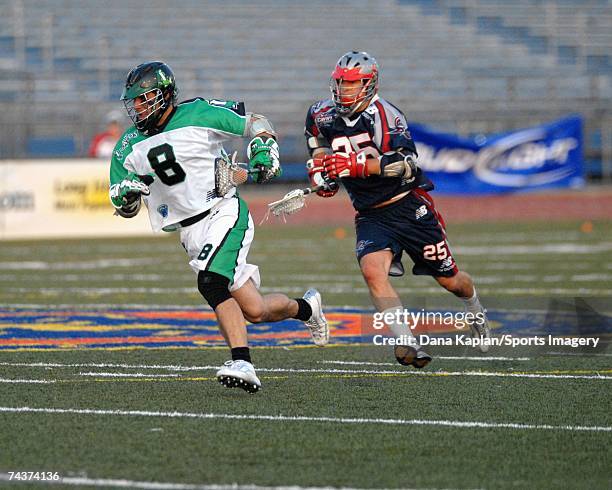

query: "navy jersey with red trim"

left=304, top=96, right=432, bottom=211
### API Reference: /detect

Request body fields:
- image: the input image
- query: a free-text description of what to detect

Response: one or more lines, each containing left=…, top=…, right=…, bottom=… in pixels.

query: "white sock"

left=462, top=288, right=482, bottom=314
left=381, top=306, right=420, bottom=349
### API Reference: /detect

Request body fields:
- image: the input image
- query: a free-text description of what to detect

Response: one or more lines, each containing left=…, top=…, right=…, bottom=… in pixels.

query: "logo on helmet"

left=157, top=70, right=173, bottom=87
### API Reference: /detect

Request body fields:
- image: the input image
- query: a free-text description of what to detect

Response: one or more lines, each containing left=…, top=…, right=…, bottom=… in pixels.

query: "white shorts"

left=179, top=196, right=260, bottom=291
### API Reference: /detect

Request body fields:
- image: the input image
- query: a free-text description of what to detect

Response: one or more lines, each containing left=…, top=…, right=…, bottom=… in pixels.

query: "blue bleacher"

left=25, top=47, right=43, bottom=67
left=0, top=36, right=15, bottom=55
left=26, top=137, right=76, bottom=157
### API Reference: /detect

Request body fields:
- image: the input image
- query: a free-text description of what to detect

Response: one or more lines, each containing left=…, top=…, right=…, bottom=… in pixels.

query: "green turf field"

left=1, top=220, right=611, bottom=307
left=0, top=220, right=611, bottom=489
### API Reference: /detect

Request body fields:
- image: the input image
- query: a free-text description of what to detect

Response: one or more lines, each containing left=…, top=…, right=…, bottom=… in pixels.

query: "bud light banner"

left=411, top=115, right=583, bottom=194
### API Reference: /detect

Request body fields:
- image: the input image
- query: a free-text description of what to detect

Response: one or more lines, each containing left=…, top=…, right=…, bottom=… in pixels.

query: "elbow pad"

left=306, top=135, right=331, bottom=156
left=245, top=113, right=277, bottom=139
left=380, top=152, right=418, bottom=180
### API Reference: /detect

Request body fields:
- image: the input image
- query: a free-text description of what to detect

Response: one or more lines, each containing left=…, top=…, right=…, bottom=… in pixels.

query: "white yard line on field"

left=0, top=378, right=56, bottom=384
left=4, top=287, right=195, bottom=295
left=546, top=351, right=612, bottom=357
left=0, top=273, right=169, bottom=282
left=0, top=362, right=610, bottom=381
left=318, top=357, right=532, bottom=364
left=0, top=258, right=160, bottom=270
left=0, top=473, right=474, bottom=490
left=0, top=406, right=609, bottom=433
left=0, top=474, right=438, bottom=490
left=454, top=242, right=612, bottom=255
left=78, top=372, right=180, bottom=378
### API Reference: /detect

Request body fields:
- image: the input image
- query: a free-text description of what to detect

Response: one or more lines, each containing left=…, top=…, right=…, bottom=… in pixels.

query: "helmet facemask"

left=123, top=88, right=168, bottom=133
left=330, top=74, right=378, bottom=117
left=330, top=51, right=379, bottom=117
left=120, top=61, right=178, bottom=135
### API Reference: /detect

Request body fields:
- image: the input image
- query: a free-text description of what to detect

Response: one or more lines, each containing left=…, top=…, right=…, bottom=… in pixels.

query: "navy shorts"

left=355, top=189, right=458, bottom=278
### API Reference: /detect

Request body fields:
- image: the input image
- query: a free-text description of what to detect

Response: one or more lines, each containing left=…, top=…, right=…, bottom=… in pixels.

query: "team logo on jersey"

left=157, top=204, right=169, bottom=218
left=356, top=240, right=374, bottom=254
left=415, top=205, right=427, bottom=220
left=386, top=116, right=407, bottom=136
left=114, top=130, right=139, bottom=159
left=312, top=101, right=335, bottom=125
left=315, top=113, right=334, bottom=125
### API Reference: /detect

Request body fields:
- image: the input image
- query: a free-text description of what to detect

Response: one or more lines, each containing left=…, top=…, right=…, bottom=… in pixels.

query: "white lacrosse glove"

left=109, top=175, right=150, bottom=217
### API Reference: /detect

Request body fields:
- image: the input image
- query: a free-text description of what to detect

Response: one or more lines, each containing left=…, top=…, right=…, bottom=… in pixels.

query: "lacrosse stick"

left=214, top=150, right=258, bottom=197
left=262, top=184, right=325, bottom=223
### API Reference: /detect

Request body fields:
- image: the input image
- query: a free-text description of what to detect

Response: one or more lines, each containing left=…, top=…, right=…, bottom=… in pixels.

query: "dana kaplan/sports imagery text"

left=372, top=334, right=601, bottom=349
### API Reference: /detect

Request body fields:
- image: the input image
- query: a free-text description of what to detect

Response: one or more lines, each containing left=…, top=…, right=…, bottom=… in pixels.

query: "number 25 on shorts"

left=423, top=241, right=449, bottom=261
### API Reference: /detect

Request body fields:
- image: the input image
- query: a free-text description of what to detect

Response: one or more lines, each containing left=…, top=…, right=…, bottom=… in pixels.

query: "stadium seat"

left=26, top=137, right=76, bottom=157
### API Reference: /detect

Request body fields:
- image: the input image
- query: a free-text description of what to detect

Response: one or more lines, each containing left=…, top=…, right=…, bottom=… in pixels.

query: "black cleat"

left=411, top=350, right=432, bottom=369
left=394, top=345, right=432, bottom=369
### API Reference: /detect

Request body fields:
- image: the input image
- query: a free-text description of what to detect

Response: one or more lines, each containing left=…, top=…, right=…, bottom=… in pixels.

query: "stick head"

left=266, top=189, right=306, bottom=219
left=214, top=151, right=245, bottom=197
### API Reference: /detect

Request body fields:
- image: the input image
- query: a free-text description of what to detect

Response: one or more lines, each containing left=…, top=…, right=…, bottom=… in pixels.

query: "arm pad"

left=380, top=151, right=418, bottom=180
left=306, top=135, right=331, bottom=156
left=245, top=113, right=277, bottom=139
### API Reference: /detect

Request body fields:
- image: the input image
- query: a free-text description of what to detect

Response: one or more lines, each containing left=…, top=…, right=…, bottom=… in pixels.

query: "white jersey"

left=110, top=98, right=247, bottom=232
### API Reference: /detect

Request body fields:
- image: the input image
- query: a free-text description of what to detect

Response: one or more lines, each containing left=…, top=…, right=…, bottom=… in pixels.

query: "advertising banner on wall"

left=0, top=160, right=152, bottom=240
left=411, top=115, right=584, bottom=194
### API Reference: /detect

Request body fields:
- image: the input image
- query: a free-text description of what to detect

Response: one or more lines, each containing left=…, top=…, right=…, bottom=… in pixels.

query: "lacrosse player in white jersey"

left=109, top=61, right=328, bottom=393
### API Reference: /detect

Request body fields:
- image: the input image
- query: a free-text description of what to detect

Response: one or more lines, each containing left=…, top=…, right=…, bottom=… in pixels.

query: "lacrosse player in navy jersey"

left=304, top=51, right=491, bottom=366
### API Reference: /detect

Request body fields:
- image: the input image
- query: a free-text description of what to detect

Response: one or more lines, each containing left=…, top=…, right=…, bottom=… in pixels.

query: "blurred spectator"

left=88, top=110, right=124, bottom=158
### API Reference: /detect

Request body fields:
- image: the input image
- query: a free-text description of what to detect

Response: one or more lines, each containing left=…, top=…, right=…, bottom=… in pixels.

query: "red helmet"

left=330, top=51, right=379, bottom=116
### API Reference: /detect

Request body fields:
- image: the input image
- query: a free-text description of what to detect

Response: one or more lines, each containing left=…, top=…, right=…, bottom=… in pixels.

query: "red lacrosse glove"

left=322, top=151, right=369, bottom=179
left=306, top=157, right=339, bottom=198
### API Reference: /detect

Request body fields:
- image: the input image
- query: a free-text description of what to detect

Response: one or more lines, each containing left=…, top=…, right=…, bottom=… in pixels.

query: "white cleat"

left=216, top=360, right=262, bottom=394
left=302, top=288, right=329, bottom=346
left=467, top=307, right=492, bottom=353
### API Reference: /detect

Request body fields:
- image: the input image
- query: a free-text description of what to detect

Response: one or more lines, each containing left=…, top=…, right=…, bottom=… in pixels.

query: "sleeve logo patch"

left=114, top=130, right=139, bottom=159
